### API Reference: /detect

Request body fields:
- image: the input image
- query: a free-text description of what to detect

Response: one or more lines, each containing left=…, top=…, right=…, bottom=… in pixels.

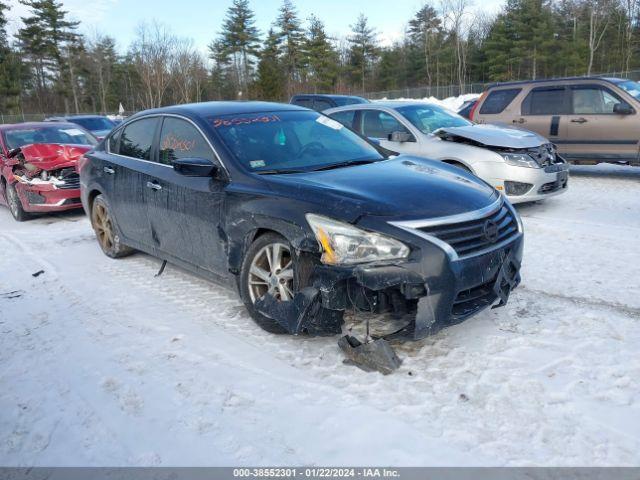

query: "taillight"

left=469, top=92, right=487, bottom=122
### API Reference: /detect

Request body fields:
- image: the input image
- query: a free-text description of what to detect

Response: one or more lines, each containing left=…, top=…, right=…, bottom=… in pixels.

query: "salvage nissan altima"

left=80, top=102, right=523, bottom=339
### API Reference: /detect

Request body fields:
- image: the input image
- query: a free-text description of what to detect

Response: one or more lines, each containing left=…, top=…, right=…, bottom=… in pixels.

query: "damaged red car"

left=0, top=122, right=97, bottom=221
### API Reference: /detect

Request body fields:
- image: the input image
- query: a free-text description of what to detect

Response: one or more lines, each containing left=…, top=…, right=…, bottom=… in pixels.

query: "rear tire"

left=91, top=194, right=133, bottom=258
left=6, top=182, right=30, bottom=222
left=239, top=232, right=303, bottom=334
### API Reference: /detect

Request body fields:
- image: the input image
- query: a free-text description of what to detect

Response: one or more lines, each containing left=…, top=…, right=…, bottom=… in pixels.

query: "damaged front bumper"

left=256, top=198, right=524, bottom=341
left=12, top=174, right=82, bottom=212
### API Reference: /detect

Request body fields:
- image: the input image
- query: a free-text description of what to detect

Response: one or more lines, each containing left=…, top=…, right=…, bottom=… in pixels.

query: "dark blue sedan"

left=80, top=101, right=523, bottom=338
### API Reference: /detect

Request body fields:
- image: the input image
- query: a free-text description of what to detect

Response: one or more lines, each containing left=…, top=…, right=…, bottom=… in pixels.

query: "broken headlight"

left=306, top=214, right=409, bottom=265
left=501, top=153, right=540, bottom=169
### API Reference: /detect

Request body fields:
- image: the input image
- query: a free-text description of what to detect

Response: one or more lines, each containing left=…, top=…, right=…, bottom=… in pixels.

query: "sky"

left=5, top=0, right=507, bottom=54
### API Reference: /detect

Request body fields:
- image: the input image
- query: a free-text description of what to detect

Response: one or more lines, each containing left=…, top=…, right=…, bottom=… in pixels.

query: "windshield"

left=396, top=104, right=472, bottom=134
left=71, top=117, right=116, bottom=132
left=615, top=80, right=640, bottom=100
left=210, top=110, right=384, bottom=173
left=4, top=126, right=98, bottom=150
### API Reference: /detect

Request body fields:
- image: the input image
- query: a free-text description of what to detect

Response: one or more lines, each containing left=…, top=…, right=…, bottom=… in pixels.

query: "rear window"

left=313, top=99, right=334, bottom=111
left=523, top=87, right=567, bottom=115
left=118, top=118, right=159, bottom=161
left=291, top=97, right=313, bottom=109
left=479, top=89, right=521, bottom=114
left=71, top=117, right=116, bottom=132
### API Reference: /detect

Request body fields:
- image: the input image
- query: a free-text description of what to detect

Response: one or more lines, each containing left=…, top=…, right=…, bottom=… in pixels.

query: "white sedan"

left=324, top=101, right=569, bottom=204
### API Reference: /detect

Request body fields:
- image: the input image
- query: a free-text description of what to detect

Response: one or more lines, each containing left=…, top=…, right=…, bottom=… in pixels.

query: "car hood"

left=266, top=156, right=498, bottom=221
left=436, top=124, right=547, bottom=149
left=10, top=143, right=92, bottom=174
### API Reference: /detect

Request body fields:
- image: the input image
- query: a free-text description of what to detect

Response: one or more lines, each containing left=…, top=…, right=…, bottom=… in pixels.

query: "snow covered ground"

left=1, top=164, right=640, bottom=467
left=376, top=93, right=480, bottom=111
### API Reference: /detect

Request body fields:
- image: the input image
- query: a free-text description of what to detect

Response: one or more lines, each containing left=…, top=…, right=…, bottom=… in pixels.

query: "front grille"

left=417, top=202, right=519, bottom=258
left=57, top=168, right=80, bottom=190
left=452, top=278, right=497, bottom=320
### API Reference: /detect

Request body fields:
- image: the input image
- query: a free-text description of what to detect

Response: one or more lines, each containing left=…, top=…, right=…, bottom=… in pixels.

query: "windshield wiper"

left=311, top=159, right=379, bottom=172
left=255, top=168, right=306, bottom=175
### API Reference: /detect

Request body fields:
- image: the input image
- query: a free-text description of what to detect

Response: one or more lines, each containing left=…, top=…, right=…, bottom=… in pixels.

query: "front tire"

left=6, top=182, right=30, bottom=222
left=91, top=194, right=133, bottom=258
left=239, top=233, right=300, bottom=334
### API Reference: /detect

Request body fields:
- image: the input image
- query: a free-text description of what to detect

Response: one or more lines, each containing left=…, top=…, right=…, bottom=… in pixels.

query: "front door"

left=564, top=84, right=640, bottom=163
left=145, top=116, right=227, bottom=276
left=357, top=109, right=419, bottom=154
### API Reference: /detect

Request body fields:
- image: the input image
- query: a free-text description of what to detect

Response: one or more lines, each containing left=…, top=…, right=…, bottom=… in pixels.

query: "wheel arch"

left=441, top=158, right=474, bottom=173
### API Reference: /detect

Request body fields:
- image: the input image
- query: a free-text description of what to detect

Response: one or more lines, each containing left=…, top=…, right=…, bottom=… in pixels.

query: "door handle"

left=513, top=118, right=526, bottom=124
left=146, top=181, right=162, bottom=191
left=571, top=118, right=588, bottom=124
left=103, top=166, right=115, bottom=175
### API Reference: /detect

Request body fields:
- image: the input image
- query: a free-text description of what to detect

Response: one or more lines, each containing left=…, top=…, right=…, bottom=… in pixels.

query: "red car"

left=0, top=122, right=98, bottom=221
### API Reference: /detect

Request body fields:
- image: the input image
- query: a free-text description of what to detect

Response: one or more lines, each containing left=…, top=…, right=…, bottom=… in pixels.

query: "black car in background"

left=80, top=101, right=523, bottom=338
left=290, top=94, right=369, bottom=111
left=46, top=115, right=117, bottom=140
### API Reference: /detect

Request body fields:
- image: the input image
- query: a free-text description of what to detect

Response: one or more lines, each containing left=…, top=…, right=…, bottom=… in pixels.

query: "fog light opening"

left=504, top=181, right=533, bottom=196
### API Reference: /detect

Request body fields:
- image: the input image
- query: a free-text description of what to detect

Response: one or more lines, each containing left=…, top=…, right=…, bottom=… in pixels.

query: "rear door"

left=145, top=116, right=227, bottom=276
left=518, top=86, right=569, bottom=144
left=107, top=116, right=161, bottom=250
left=564, top=83, right=640, bottom=162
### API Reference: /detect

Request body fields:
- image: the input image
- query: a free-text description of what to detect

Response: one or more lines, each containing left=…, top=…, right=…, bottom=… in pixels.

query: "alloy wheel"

left=7, top=185, right=20, bottom=218
left=248, top=242, right=295, bottom=303
left=92, top=202, right=115, bottom=252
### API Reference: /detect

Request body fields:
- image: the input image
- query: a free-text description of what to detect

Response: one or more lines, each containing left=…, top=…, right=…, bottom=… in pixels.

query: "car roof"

left=326, top=100, right=439, bottom=111
left=0, top=121, right=83, bottom=131
left=132, top=101, right=307, bottom=120
left=292, top=94, right=367, bottom=100
left=486, top=76, right=628, bottom=89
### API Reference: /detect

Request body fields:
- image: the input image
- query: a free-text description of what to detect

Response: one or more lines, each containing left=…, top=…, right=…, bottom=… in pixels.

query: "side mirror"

left=173, top=157, right=218, bottom=177
left=388, top=131, right=414, bottom=143
left=614, top=103, right=634, bottom=115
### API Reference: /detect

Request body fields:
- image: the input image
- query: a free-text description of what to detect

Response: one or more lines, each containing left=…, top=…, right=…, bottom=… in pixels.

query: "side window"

left=479, top=88, right=521, bottom=114
left=361, top=110, right=408, bottom=139
left=159, top=117, right=215, bottom=165
left=119, top=118, right=159, bottom=160
left=328, top=110, right=356, bottom=129
left=522, top=87, right=567, bottom=115
left=313, top=99, right=334, bottom=112
left=108, top=129, right=121, bottom=153
left=292, top=97, right=313, bottom=109
left=571, top=86, right=623, bottom=114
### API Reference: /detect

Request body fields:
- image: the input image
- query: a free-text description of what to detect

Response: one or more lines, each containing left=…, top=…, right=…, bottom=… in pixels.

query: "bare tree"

left=441, top=0, right=473, bottom=93
left=130, top=22, right=177, bottom=109
left=620, top=0, right=639, bottom=73
left=171, top=39, right=207, bottom=104
left=586, top=0, right=611, bottom=75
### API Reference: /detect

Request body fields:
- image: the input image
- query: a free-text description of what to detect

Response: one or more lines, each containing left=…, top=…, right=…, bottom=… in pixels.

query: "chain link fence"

left=4, top=70, right=640, bottom=123
left=364, top=70, right=640, bottom=101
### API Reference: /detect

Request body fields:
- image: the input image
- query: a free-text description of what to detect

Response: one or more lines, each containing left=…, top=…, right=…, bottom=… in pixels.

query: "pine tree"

left=408, top=4, right=441, bottom=86
left=303, top=15, right=338, bottom=92
left=348, top=14, right=379, bottom=93
left=17, top=0, right=80, bottom=111
left=218, top=0, right=260, bottom=95
left=256, top=28, right=285, bottom=100
left=0, top=1, right=22, bottom=114
left=275, top=0, right=305, bottom=96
